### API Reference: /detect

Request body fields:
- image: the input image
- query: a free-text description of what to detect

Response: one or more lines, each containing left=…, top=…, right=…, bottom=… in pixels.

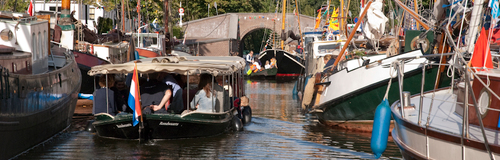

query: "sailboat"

left=301, top=0, right=453, bottom=131
left=257, top=0, right=305, bottom=79
left=388, top=0, right=500, bottom=158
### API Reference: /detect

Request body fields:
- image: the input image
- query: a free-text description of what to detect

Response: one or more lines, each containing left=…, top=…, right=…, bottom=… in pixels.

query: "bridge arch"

left=182, top=13, right=315, bottom=56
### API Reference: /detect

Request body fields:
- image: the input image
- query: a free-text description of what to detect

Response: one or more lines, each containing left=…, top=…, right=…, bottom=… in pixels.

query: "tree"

left=1, top=0, right=29, bottom=13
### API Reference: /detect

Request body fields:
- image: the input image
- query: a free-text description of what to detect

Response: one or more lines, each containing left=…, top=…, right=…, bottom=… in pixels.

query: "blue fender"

left=371, top=99, right=391, bottom=159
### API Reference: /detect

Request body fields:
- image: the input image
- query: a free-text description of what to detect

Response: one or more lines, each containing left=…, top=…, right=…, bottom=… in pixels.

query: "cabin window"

left=38, top=32, right=42, bottom=59
left=44, top=31, right=47, bottom=57
left=478, top=90, right=490, bottom=117
left=32, top=33, right=37, bottom=61
left=49, top=6, right=62, bottom=12
left=89, top=8, right=95, bottom=20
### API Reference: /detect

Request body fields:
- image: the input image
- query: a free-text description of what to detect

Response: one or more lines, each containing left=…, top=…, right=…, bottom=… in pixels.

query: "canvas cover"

left=88, top=56, right=246, bottom=76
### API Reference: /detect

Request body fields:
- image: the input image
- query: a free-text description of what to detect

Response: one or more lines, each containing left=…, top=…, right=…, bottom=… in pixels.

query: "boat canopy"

left=88, top=56, right=246, bottom=76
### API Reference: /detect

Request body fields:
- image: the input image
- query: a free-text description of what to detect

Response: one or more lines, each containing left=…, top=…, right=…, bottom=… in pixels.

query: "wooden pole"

left=332, top=0, right=373, bottom=69
left=340, top=0, right=344, bottom=34
left=281, top=0, right=287, bottom=50
left=413, top=0, right=419, bottom=29
left=164, top=0, right=171, bottom=55
left=295, top=0, right=304, bottom=59
left=122, top=0, right=125, bottom=31
left=393, top=0, right=429, bottom=30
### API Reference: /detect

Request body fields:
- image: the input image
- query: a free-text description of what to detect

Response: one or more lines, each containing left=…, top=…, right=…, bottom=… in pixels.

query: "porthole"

left=478, top=89, right=491, bottom=118
left=0, top=29, right=13, bottom=41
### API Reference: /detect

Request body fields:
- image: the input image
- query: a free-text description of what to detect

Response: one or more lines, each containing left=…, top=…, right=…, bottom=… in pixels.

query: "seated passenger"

left=93, top=75, right=121, bottom=116
left=264, top=60, right=271, bottom=69
left=160, top=73, right=184, bottom=114
left=110, top=77, right=131, bottom=114
left=190, top=74, right=216, bottom=112
left=251, top=60, right=262, bottom=73
left=323, top=54, right=337, bottom=73
left=141, top=73, right=173, bottom=114
left=270, top=57, right=277, bottom=68
left=213, top=76, right=230, bottom=112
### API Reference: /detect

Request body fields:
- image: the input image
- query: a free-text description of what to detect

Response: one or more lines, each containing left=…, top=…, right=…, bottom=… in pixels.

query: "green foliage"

left=1, top=0, right=29, bottom=13
left=173, top=26, right=183, bottom=38
left=97, top=17, right=113, bottom=34
left=242, top=29, right=273, bottom=53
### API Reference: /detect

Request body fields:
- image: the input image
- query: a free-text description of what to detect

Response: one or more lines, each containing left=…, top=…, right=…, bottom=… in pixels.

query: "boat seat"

left=48, top=54, right=66, bottom=68
left=94, top=113, right=115, bottom=121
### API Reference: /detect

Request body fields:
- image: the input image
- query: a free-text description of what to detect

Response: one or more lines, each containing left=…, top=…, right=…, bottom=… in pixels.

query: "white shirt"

left=246, top=54, right=254, bottom=63
left=253, top=62, right=261, bottom=70
left=265, top=64, right=271, bottom=69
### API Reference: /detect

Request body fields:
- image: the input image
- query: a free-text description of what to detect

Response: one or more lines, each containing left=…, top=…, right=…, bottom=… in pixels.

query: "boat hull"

left=391, top=93, right=500, bottom=160
left=93, top=110, right=234, bottom=140
left=247, top=68, right=278, bottom=77
left=258, top=49, right=304, bottom=77
left=317, top=66, right=451, bottom=123
left=315, top=50, right=453, bottom=124
left=73, top=50, right=110, bottom=94
left=0, top=54, right=81, bottom=159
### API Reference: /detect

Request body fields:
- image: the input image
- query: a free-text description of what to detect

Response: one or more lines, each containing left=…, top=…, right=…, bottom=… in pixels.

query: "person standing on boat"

left=190, top=74, right=216, bottom=112
left=93, top=75, right=121, bottom=116
left=246, top=51, right=254, bottom=63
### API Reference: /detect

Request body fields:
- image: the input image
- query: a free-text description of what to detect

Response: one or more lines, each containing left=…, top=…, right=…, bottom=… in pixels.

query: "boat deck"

left=395, top=89, right=500, bottom=146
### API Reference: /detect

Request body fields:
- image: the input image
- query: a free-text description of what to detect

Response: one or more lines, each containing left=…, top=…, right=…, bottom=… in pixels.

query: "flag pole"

left=134, top=62, right=145, bottom=142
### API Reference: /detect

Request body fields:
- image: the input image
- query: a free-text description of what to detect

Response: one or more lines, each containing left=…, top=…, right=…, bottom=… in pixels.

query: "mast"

left=58, top=0, right=75, bottom=50
left=281, top=0, right=286, bottom=50
left=137, top=0, right=141, bottom=32
left=122, top=0, right=125, bottom=31
left=465, top=0, right=486, bottom=53
left=295, top=0, right=304, bottom=59
left=163, top=0, right=171, bottom=55
left=340, top=0, right=344, bottom=35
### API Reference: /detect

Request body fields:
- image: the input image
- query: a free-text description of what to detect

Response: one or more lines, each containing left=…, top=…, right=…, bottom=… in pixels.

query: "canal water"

left=15, top=79, right=402, bottom=159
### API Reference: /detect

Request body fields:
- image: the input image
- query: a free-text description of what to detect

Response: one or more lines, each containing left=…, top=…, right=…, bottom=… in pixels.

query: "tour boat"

left=87, top=56, right=251, bottom=140
left=0, top=12, right=81, bottom=159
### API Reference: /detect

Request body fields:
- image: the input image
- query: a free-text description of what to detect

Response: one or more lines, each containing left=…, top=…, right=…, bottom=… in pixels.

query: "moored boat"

left=0, top=12, right=81, bottom=159
left=246, top=68, right=278, bottom=78
left=390, top=55, right=500, bottom=159
left=258, top=49, right=304, bottom=78
left=312, top=50, right=452, bottom=127
left=87, top=56, right=250, bottom=140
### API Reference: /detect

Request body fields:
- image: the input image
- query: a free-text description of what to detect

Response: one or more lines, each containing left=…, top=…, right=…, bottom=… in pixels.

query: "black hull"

left=78, top=64, right=95, bottom=94
left=0, top=54, right=81, bottom=159
left=258, top=49, right=304, bottom=76
left=93, top=110, right=234, bottom=140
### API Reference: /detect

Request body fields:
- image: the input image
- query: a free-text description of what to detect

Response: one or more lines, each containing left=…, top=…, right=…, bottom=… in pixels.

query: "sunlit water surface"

left=15, top=79, right=402, bottom=159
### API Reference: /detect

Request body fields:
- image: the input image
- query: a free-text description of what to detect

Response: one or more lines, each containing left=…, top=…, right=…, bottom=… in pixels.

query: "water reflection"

left=15, top=79, right=402, bottom=159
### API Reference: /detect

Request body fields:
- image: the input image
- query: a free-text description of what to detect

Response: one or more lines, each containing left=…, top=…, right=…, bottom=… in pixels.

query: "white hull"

left=319, top=50, right=426, bottom=105
left=391, top=88, right=500, bottom=159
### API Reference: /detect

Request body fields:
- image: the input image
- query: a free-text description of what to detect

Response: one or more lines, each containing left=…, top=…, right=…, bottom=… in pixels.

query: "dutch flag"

left=128, top=63, right=142, bottom=126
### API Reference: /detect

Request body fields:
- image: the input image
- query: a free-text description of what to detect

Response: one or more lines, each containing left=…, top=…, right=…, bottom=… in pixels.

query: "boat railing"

left=395, top=52, right=496, bottom=158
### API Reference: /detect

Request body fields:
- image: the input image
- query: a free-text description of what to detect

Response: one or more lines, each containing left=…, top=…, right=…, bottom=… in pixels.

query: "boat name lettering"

left=116, top=123, right=132, bottom=128
left=159, top=122, right=179, bottom=126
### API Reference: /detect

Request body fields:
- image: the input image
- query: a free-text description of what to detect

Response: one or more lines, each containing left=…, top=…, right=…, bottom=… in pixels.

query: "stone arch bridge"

left=181, top=13, right=315, bottom=56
